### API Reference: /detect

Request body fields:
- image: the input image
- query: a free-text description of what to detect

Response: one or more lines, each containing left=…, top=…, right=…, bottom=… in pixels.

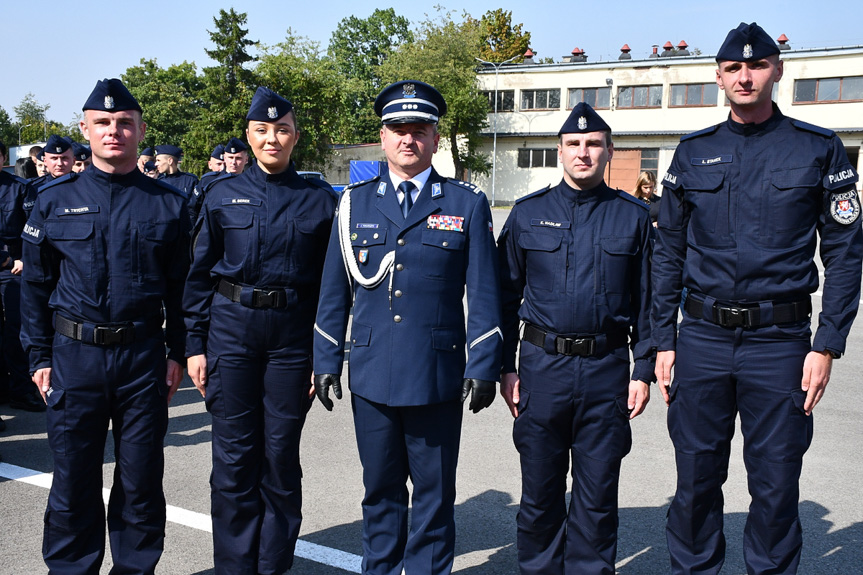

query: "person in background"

left=188, top=144, right=226, bottom=223
left=137, top=146, right=154, bottom=173
left=31, top=135, right=74, bottom=190
left=184, top=87, right=336, bottom=575
left=154, top=144, right=198, bottom=197
left=71, top=142, right=92, bottom=173
left=223, top=137, right=249, bottom=175
left=631, top=171, right=660, bottom=226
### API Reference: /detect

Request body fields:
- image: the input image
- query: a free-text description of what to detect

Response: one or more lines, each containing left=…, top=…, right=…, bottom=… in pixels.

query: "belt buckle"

left=93, top=324, right=133, bottom=345
left=717, top=306, right=748, bottom=328
left=556, top=336, right=595, bottom=357
left=253, top=288, right=284, bottom=308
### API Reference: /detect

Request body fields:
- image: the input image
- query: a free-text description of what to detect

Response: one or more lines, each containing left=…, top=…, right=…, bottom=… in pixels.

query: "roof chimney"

left=523, top=48, right=535, bottom=64
left=777, top=33, right=790, bottom=50
left=661, top=41, right=674, bottom=57
left=649, top=45, right=659, bottom=59
left=570, top=47, right=587, bottom=62
left=619, top=44, right=632, bottom=60
left=676, top=40, right=690, bottom=56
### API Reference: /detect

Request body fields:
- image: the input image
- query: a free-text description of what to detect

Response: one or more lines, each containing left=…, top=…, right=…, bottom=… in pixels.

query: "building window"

left=483, top=90, right=515, bottom=112
left=567, top=87, right=611, bottom=109
left=518, top=148, right=558, bottom=168
left=640, top=148, right=659, bottom=175
left=617, top=85, right=662, bottom=109
left=521, top=89, right=561, bottom=110
left=794, top=76, right=863, bottom=103
left=670, top=83, right=719, bottom=107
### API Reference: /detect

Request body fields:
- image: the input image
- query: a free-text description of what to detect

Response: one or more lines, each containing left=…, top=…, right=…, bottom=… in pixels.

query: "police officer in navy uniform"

left=314, top=80, right=503, bottom=575
left=20, top=78, right=190, bottom=575
left=154, top=144, right=198, bottom=196
left=71, top=142, right=92, bottom=173
left=498, top=103, right=653, bottom=575
left=653, top=23, right=863, bottom=574
left=30, top=135, right=74, bottom=190
left=0, top=141, right=42, bottom=413
left=188, top=144, right=225, bottom=223
left=222, top=136, right=250, bottom=175
left=137, top=146, right=154, bottom=173
left=183, top=87, right=336, bottom=575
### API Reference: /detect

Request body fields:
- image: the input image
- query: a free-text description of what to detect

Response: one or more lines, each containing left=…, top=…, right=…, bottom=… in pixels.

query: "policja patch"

left=830, top=190, right=861, bottom=224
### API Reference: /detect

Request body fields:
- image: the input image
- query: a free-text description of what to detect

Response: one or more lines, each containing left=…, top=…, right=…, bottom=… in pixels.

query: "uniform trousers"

left=514, top=340, right=633, bottom=575
left=43, top=332, right=169, bottom=575
left=0, top=272, right=31, bottom=398
left=351, top=393, right=463, bottom=575
left=205, top=293, right=313, bottom=575
left=667, top=315, right=813, bottom=575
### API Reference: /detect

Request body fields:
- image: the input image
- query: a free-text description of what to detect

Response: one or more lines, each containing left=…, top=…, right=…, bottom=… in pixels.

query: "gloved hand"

left=314, top=373, right=342, bottom=411
left=461, top=378, right=496, bottom=413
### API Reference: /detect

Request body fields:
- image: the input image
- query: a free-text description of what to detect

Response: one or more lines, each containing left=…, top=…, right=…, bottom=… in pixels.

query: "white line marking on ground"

left=0, top=462, right=362, bottom=573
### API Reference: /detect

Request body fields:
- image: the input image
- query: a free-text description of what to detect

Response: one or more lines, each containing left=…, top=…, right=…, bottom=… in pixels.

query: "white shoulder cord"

left=338, top=187, right=396, bottom=295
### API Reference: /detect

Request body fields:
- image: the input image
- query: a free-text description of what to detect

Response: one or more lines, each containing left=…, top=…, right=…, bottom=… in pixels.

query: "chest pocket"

left=0, top=198, right=22, bottom=242
left=217, top=209, right=255, bottom=269
left=519, top=232, right=565, bottom=295
left=600, top=236, right=637, bottom=294
left=764, top=166, right=821, bottom=245
left=686, top=170, right=725, bottom=234
left=133, top=221, right=179, bottom=283
left=46, top=221, right=96, bottom=281
left=290, top=217, right=331, bottom=274
left=421, top=228, right=466, bottom=280
left=351, top=227, right=388, bottom=269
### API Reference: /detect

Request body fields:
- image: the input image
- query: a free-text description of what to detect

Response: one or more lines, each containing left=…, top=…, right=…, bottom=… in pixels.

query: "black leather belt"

left=218, top=279, right=292, bottom=309
left=54, top=314, right=162, bottom=346
left=684, top=291, right=811, bottom=328
left=522, top=322, right=628, bottom=357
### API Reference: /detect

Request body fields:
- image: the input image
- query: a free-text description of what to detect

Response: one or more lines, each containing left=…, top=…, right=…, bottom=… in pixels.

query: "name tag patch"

left=222, top=198, right=262, bottom=206
left=530, top=219, right=571, bottom=229
left=691, top=155, right=732, bottom=166
left=427, top=215, right=464, bottom=232
left=356, top=223, right=379, bottom=229
left=56, top=205, right=99, bottom=216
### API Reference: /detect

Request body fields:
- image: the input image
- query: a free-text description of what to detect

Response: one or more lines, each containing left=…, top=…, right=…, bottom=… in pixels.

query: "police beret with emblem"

left=71, top=142, right=91, bottom=161
left=224, top=137, right=248, bottom=154
left=82, top=78, right=142, bottom=113
left=246, top=87, right=293, bottom=122
left=716, top=22, right=779, bottom=62
left=155, top=144, right=183, bottom=158
left=558, top=102, right=611, bottom=136
left=36, top=149, right=44, bottom=161
left=44, top=135, right=72, bottom=155
left=374, top=80, right=447, bottom=125
left=210, top=144, right=225, bottom=159
left=140, top=147, right=154, bottom=157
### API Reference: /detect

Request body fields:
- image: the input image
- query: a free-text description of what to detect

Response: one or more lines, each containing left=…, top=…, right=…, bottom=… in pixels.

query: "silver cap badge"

left=742, top=44, right=753, bottom=59
left=104, top=96, right=115, bottom=110
left=267, top=106, right=278, bottom=119
left=577, top=116, right=588, bottom=130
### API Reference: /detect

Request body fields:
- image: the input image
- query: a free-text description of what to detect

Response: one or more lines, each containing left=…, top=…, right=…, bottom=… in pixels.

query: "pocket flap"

left=46, top=221, right=94, bottom=240
left=422, top=229, right=466, bottom=250
left=432, top=327, right=464, bottom=351
left=351, top=228, right=387, bottom=247
left=218, top=210, right=254, bottom=229
left=602, top=236, right=638, bottom=255
left=771, top=166, right=821, bottom=190
left=350, top=322, right=372, bottom=347
left=687, top=171, right=725, bottom=193
left=518, top=232, right=561, bottom=252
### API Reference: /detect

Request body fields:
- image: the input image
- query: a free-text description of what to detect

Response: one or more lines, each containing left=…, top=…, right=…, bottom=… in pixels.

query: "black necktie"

left=398, top=181, right=414, bottom=219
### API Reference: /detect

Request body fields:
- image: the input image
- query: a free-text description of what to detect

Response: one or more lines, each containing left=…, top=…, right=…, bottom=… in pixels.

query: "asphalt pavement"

left=1, top=206, right=861, bottom=574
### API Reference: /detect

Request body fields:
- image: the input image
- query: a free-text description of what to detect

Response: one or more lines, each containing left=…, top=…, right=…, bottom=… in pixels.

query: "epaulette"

left=38, top=172, right=77, bottom=193
left=789, top=118, right=834, bottom=138
left=202, top=171, right=235, bottom=193
left=446, top=178, right=484, bottom=194
left=2, top=172, right=30, bottom=187
left=616, top=190, right=650, bottom=210
left=515, top=185, right=552, bottom=204
left=151, top=176, right=190, bottom=198
left=344, top=176, right=380, bottom=192
left=303, top=177, right=339, bottom=200
left=680, top=124, right=721, bottom=142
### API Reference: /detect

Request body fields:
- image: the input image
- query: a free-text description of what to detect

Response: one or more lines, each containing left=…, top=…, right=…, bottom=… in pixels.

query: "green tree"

left=382, top=9, right=490, bottom=179
left=257, top=31, right=344, bottom=170
left=472, top=9, right=531, bottom=63
left=123, top=58, right=204, bottom=169
left=14, top=93, right=51, bottom=144
left=328, top=8, right=413, bottom=143
left=0, top=106, right=16, bottom=147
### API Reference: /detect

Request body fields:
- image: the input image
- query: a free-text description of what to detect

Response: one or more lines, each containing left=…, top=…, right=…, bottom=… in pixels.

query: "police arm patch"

left=830, top=190, right=861, bottom=225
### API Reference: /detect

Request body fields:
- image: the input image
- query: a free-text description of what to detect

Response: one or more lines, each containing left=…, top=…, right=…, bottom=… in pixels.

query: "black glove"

left=314, top=374, right=342, bottom=411
left=461, top=378, right=496, bottom=413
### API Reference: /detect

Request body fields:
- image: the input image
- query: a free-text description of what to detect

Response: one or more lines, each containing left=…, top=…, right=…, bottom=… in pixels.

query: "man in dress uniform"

left=154, top=144, right=198, bottom=196
left=498, top=103, right=653, bottom=574
left=20, top=78, right=191, bottom=575
left=0, top=141, right=42, bottom=413
left=313, top=80, right=503, bottom=575
left=653, top=22, right=863, bottom=575
left=223, top=136, right=249, bottom=175
left=31, top=135, right=74, bottom=190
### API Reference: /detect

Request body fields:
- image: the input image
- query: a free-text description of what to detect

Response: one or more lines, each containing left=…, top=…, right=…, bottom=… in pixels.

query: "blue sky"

left=3, top=0, right=861, bottom=128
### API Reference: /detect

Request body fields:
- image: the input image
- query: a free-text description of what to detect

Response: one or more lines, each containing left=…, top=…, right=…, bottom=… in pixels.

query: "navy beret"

left=82, top=78, right=142, bottom=113
left=374, top=80, right=447, bottom=125
left=246, top=87, right=293, bottom=122
left=143, top=161, right=157, bottom=172
left=36, top=150, right=44, bottom=161
left=558, top=102, right=611, bottom=136
left=72, top=142, right=91, bottom=161
left=224, top=137, right=248, bottom=154
left=155, top=144, right=182, bottom=158
left=140, top=147, right=154, bottom=157
left=44, top=135, right=72, bottom=155
left=211, top=144, right=225, bottom=159
left=716, top=22, right=779, bottom=62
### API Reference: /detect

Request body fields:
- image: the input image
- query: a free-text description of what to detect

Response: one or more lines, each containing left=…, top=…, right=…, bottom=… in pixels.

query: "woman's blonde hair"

left=633, top=171, right=657, bottom=200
